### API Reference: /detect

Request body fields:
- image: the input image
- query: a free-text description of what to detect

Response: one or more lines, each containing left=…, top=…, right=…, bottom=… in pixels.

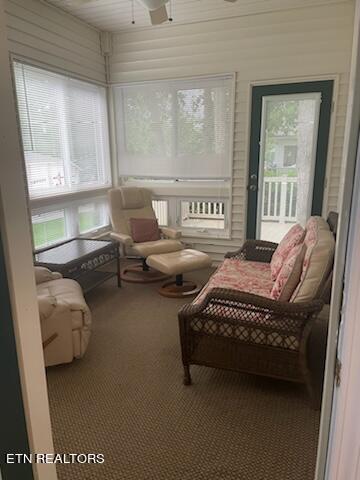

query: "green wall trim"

left=0, top=232, right=33, bottom=480
left=247, top=80, right=334, bottom=239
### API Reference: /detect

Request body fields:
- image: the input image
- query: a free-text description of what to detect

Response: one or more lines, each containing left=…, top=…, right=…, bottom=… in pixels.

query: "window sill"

left=29, top=186, right=111, bottom=209
left=123, top=179, right=230, bottom=198
left=180, top=230, right=231, bottom=241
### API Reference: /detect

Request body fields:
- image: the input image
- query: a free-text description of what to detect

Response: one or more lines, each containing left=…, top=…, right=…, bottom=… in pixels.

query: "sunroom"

left=1, top=0, right=360, bottom=479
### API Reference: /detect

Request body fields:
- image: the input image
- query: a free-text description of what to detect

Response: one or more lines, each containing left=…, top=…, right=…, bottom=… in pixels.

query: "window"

left=13, top=61, right=112, bottom=248
left=113, top=75, right=234, bottom=180
left=32, top=197, right=109, bottom=249
left=180, top=200, right=225, bottom=231
left=113, top=75, right=234, bottom=238
left=32, top=210, right=67, bottom=249
left=14, top=62, right=111, bottom=199
left=152, top=199, right=168, bottom=226
left=283, top=145, right=298, bottom=167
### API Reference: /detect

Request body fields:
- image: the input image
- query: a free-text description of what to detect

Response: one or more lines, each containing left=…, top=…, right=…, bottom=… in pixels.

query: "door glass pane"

left=258, top=93, right=321, bottom=242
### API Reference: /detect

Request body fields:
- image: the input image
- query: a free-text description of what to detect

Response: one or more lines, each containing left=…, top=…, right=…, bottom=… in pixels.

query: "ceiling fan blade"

left=149, top=5, right=168, bottom=25
left=62, top=0, right=94, bottom=5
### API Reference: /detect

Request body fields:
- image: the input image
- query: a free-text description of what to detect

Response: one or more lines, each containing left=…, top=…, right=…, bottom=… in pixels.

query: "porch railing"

left=152, top=199, right=168, bottom=226
left=186, top=201, right=225, bottom=219
left=262, top=176, right=297, bottom=223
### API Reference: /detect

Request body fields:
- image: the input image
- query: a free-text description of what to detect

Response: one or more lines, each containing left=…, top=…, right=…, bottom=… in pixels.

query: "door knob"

left=250, top=174, right=257, bottom=180
left=249, top=185, right=257, bottom=191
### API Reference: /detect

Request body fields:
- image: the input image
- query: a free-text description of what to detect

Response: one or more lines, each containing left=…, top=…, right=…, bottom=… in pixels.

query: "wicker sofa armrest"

left=179, top=287, right=323, bottom=325
left=225, top=240, right=278, bottom=263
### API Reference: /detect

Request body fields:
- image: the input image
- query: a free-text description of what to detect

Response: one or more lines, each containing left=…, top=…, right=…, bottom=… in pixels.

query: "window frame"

left=31, top=194, right=110, bottom=251
left=121, top=178, right=233, bottom=239
left=112, top=73, right=235, bottom=240
left=11, top=57, right=113, bottom=250
left=176, top=196, right=230, bottom=238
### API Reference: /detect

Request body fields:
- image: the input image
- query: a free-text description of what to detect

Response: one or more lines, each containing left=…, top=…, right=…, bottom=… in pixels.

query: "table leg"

left=116, top=249, right=121, bottom=288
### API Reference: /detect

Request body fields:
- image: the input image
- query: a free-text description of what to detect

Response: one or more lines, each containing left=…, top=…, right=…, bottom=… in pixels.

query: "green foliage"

left=124, top=88, right=221, bottom=158
left=177, top=89, right=211, bottom=156
left=264, top=167, right=297, bottom=177
left=78, top=211, right=99, bottom=233
left=124, top=91, right=172, bottom=156
left=265, top=100, right=299, bottom=167
left=32, top=218, right=65, bottom=248
left=266, top=100, right=298, bottom=136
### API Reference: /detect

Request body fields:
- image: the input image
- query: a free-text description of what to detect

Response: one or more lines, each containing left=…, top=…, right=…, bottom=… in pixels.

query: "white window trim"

left=32, top=196, right=110, bottom=251
left=12, top=58, right=113, bottom=200
left=176, top=196, right=230, bottom=238
left=11, top=57, right=113, bottom=249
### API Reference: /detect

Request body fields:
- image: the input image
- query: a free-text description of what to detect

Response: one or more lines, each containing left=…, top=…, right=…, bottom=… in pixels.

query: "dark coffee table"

left=34, top=238, right=121, bottom=294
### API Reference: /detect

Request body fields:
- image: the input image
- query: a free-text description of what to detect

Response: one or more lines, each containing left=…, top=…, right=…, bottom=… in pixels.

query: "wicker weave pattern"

left=179, top=226, right=335, bottom=409
left=225, top=239, right=278, bottom=263
left=183, top=288, right=322, bottom=353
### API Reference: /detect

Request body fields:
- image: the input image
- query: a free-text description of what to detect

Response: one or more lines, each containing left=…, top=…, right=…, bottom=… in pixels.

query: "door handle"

left=248, top=185, right=257, bottom=191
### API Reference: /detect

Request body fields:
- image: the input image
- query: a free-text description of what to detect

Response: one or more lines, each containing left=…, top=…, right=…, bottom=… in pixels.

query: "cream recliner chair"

left=35, top=267, right=91, bottom=367
left=108, top=186, right=183, bottom=282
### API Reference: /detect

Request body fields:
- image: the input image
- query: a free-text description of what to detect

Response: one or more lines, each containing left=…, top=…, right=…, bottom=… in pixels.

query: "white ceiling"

left=45, top=0, right=348, bottom=33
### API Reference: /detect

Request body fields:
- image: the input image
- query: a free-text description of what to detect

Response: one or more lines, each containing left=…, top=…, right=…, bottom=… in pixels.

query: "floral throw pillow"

left=270, top=224, right=305, bottom=281
left=271, top=244, right=306, bottom=301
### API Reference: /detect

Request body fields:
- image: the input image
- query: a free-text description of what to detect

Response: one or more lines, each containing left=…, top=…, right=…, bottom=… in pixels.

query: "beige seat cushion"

left=147, top=249, right=212, bottom=276
left=129, top=239, right=183, bottom=258
left=291, top=217, right=335, bottom=303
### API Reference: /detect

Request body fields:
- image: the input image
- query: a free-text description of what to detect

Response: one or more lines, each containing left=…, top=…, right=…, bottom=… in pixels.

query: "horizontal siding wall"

left=4, top=0, right=105, bottom=83
left=110, top=2, right=354, bottom=261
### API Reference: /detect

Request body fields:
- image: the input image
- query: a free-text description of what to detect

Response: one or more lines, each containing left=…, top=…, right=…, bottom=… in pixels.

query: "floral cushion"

left=195, top=258, right=273, bottom=304
left=271, top=243, right=305, bottom=301
left=192, top=257, right=300, bottom=351
left=270, top=224, right=305, bottom=280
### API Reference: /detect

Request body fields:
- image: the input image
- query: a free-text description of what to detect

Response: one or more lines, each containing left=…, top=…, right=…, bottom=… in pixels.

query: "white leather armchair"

left=108, top=186, right=183, bottom=282
left=35, top=266, right=91, bottom=367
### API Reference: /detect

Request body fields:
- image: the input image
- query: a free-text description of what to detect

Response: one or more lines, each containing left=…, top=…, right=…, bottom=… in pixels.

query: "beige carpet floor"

left=46, top=265, right=320, bottom=480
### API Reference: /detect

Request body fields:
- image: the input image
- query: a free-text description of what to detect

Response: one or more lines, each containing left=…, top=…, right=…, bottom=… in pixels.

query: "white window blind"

left=113, top=75, right=234, bottom=179
left=13, top=62, right=111, bottom=199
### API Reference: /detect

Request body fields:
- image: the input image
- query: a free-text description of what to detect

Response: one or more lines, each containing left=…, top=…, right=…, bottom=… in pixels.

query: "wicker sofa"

left=178, top=214, right=337, bottom=408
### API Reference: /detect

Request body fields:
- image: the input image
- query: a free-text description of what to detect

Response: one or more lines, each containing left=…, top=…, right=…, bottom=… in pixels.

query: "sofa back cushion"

left=270, top=224, right=305, bottom=281
left=291, top=216, right=335, bottom=303
left=271, top=244, right=305, bottom=301
left=129, top=217, right=161, bottom=243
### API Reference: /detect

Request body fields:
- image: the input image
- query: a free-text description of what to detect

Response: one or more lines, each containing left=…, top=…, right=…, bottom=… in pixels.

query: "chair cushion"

left=130, top=217, right=161, bottom=243
left=129, top=239, right=183, bottom=257
left=120, top=186, right=145, bottom=209
left=271, top=243, right=305, bottom=301
left=291, top=217, right=335, bottom=303
left=37, top=278, right=91, bottom=329
left=270, top=224, right=305, bottom=280
left=146, top=249, right=212, bottom=276
left=195, top=258, right=274, bottom=304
